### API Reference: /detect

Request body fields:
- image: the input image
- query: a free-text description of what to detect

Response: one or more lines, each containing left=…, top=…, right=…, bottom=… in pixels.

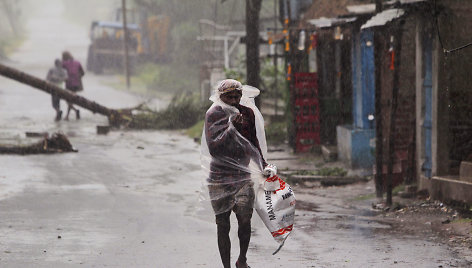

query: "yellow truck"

left=86, top=15, right=169, bottom=74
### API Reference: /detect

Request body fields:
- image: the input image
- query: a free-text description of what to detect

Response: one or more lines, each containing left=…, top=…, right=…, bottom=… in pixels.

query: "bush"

left=185, top=119, right=205, bottom=143
left=265, top=121, right=287, bottom=145
left=128, top=92, right=210, bottom=129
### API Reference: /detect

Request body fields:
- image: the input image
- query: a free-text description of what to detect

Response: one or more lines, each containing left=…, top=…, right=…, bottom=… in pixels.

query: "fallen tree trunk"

left=0, top=132, right=77, bottom=154
left=0, top=63, right=126, bottom=126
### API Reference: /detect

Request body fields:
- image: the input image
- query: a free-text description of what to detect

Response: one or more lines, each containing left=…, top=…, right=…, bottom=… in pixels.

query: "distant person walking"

left=62, top=51, right=84, bottom=120
left=46, top=59, right=68, bottom=121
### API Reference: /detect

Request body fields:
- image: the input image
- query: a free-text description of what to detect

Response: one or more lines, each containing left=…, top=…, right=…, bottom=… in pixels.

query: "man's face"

left=220, top=90, right=242, bottom=106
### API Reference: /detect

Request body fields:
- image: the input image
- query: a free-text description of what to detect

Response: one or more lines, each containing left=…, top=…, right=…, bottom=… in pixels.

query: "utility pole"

left=386, top=23, right=404, bottom=206
left=374, top=0, right=384, bottom=198
left=246, top=0, right=262, bottom=108
left=273, top=0, right=279, bottom=116
left=122, top=0, right=131, bottom=89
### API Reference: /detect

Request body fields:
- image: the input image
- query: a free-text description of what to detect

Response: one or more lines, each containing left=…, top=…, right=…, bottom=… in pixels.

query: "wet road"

left=0, top=1, right=469, bottom=267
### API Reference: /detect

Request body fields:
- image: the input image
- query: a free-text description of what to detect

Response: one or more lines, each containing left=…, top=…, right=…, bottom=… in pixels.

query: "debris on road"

left=96, top=125, right=110, bottom=135
left=25, top=131, right=49, bottom=138
left=0, top=132, right=77, bottom=154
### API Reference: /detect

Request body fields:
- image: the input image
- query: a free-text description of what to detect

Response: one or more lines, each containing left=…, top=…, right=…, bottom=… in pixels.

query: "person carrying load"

left=200, top=79, right=277, bottom=268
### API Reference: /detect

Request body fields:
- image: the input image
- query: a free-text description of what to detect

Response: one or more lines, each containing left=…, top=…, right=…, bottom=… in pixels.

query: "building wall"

left=436, top=0, right=472, bottom=175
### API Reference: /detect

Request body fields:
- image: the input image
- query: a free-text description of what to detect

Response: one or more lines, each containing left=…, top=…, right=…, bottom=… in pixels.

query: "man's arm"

left=233, top=107, right=267, bottom=167
left=205, top=106, right=235, bottom=154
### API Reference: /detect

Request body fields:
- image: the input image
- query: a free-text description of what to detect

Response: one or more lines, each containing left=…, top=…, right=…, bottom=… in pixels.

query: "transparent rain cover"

left=200, top=85, right=267, bottom=215
left=199, top=84, right=295, bottom=254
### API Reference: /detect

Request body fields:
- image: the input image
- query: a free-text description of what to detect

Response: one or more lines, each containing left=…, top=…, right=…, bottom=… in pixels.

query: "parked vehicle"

left=86, top=14, right=170, bottom=74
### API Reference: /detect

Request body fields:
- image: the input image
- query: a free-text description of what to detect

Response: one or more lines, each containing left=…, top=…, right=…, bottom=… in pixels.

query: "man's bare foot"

left=235, top=260, right=250, bottom=268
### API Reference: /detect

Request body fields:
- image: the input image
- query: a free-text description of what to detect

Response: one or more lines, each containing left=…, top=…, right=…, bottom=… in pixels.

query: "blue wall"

left=352, top=29, right=376, bottom=129
left=337, top=125, right=375, bottom=169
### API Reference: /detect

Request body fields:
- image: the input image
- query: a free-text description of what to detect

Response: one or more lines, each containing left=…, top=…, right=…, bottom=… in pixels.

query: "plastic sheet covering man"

left=201, top=79, right=277, bottom=268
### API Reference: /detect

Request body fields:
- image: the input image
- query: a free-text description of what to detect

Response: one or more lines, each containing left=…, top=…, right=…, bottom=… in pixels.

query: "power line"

left=433, top=0, right=472, bottom=55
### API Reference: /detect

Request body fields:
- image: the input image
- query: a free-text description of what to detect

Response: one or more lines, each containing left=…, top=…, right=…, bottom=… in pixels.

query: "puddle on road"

left=336, top=220, right=392, bottom=231
left=295, top=200, right=320, bottom=212
left=166, top=193, right=184, bottom=202
left=59, top=184, right=108, bottom=193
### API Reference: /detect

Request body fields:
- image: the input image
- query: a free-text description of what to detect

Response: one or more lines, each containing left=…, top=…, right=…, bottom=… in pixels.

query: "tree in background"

left=0, top=0, right=25, bottom=59
left=0, top=0, right=21, bottom=36
left=130, top=0, right=273, bottom=94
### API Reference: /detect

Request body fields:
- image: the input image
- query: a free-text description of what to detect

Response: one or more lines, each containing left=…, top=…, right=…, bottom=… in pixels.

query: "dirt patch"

left=295, top=179, right=472, bottom=264
left=373, top=197, right=472, bottom=254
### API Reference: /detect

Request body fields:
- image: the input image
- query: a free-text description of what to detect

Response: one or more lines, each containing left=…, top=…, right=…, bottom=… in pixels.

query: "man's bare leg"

left=216, top=211, right=232, bottom=268
left=235, top=212, right=252, bottom=268
left=65, top=103, right=72, bottom=120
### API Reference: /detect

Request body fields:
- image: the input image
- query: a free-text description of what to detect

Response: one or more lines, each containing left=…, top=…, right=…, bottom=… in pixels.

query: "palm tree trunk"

left=0, top=63, right=124, bottom=125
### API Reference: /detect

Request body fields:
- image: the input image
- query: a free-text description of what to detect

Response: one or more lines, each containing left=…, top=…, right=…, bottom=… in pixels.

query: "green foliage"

left=317, top=167, right=348, bottom=176
left=185, top=119, right=205, bottom=143
left=452, top=218, right=472, bottom=224
left=224, top=54, right=246, bottom=81
left=225, top=58, right=286, bottom=98
left=224, top=67, right=246, bottom=82
left=260, top=58, right=286, bottom=99
left=265, top=121, right=287, bottom=145
left=392, top=184, right=405, bottom=195
left=135, top=63, right=199, bottom=93
left=292, top=167, right=348, bottom=177
left=128, top=92, right=210, bottom=129
left=0, top=36, right=24, bottom=59
left=135, top=63, right=161, bottom=89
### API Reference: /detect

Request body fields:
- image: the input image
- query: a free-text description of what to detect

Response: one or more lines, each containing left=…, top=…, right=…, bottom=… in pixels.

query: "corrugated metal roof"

left=361, top=8, right=405, bottom=29
left=346, top=4, right=376, bottom=15
left=308, top=17, right=357, bottom=28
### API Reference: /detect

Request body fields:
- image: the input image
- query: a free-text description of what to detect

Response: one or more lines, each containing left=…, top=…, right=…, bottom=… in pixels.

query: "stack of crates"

left=292, top=73, right=320, bottom=152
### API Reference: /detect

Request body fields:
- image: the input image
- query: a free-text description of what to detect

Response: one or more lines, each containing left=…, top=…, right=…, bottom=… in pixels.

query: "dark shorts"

left=209, top=180, right=255, bottom=216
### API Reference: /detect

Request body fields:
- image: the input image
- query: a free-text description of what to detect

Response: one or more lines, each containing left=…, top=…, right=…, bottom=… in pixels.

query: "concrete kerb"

left=289, top=174, right=369, bottom=186
left=266, top=145, right=372, bottom=187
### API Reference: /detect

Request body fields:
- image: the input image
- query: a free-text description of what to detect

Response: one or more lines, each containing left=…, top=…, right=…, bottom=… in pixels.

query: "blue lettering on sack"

left=281, top=212, right=295, bottom=222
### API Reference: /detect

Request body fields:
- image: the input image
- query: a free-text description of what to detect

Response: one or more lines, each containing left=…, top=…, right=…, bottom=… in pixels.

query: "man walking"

left=201, top=79, right=276, bottom=268
left=46, top=59, right=68, bottom=121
